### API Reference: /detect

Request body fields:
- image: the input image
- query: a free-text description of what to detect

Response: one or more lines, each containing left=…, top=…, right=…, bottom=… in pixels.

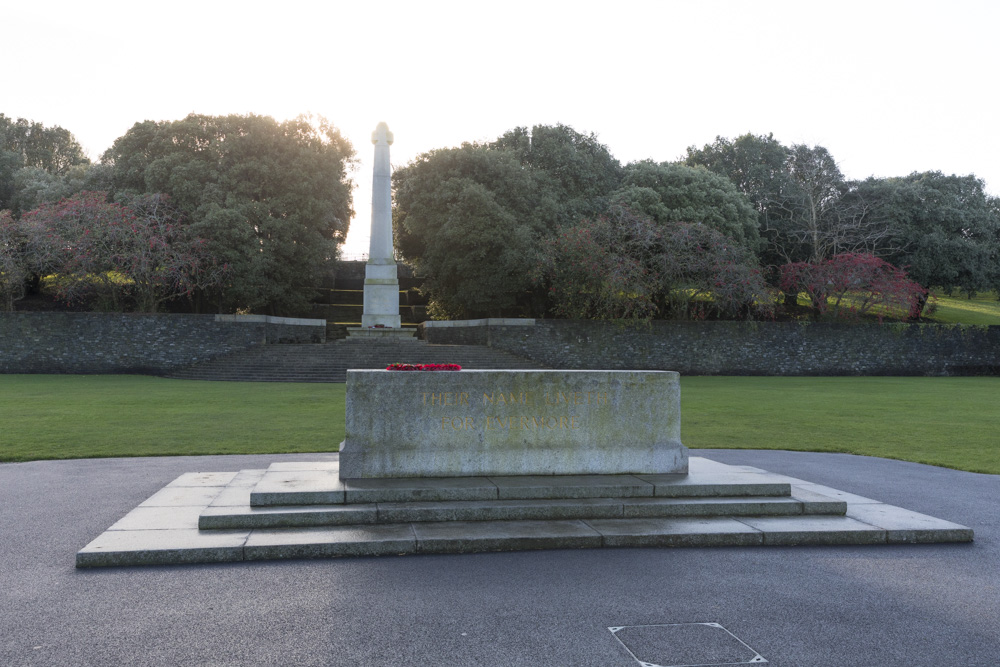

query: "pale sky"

left=6, top=0, right=998, bottom=257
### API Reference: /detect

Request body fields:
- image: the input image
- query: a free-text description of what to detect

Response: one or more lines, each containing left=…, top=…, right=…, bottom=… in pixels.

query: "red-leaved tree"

left=20, top=191, right=227, bottom=312
left=779, top=252, right=927, bottom=321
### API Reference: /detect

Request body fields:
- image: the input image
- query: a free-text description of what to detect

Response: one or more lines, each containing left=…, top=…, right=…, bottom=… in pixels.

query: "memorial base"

left=339, top=370, right=687, bottom=479
left=74, top=457, right=974, bottom=567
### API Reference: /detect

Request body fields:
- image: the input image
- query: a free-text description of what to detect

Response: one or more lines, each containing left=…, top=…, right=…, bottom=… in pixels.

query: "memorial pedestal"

left=338, top=370, right=687, bottom=479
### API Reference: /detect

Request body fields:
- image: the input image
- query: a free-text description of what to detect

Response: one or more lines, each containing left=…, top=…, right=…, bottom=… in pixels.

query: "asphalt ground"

left=1, top=449, right=997, bottom=667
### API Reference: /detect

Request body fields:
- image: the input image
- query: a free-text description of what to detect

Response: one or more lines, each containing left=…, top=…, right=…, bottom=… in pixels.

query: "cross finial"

left=372, top=122, right=393, bottom=146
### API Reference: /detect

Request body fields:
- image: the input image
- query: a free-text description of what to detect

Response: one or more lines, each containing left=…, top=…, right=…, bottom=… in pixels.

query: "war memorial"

left=75, top=125, right=973, bottom=567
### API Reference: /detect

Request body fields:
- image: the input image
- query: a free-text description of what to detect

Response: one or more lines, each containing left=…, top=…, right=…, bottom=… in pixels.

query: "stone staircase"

left=75, top=457, right=974, bottom=567
left=165, top=340, right=547, bottom=382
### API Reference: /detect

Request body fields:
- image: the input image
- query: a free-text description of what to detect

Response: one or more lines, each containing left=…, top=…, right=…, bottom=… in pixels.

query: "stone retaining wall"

left=420, top=319, right=1000, bottom=376
left=0, top=313, right=325, bottom=375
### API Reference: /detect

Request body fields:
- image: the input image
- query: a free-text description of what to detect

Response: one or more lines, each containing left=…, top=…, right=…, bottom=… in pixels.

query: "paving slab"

left=200, top=504, right=378, bottom=530
left=138, top=486, right=223, bottom=507
left=165, top=472, right=239, bottom=487
left=75, top=528, right=250, bottom=567
left=209, top=486, right=255, bottom=507
left=412, top=519, right=604, bottom=553
left=489, top=474, right=653, bottom=500
left=737, top=515, right=888, bottom=545
left=108, top=506, right=204, bottom=531
left=227, top=469, right=267, bottom=486
left=622, top=496, right=803, bottom=518
left=244, top=524, right=416, bottom=560
left=344, top=477, right=499, bottom=503
left=206, top=469, right=267, bottom=507
left=846, top=503, right=975, bottom=543
left=251, top=469, right=346, bottom=506
left=376, top=497, right=625, bottom=523
left=585, top=517, right=764, bottom=548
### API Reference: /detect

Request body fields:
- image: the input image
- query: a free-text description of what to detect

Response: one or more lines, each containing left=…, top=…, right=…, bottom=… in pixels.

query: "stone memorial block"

left=338, top=370, right=687, bottom=478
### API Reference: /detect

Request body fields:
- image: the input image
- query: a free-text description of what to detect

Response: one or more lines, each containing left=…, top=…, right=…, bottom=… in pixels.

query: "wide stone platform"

left=75, top=457, right=973, bottom=567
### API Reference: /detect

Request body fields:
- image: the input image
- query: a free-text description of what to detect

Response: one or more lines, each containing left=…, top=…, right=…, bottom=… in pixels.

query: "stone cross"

left=361, top=122, right=401, bottom=329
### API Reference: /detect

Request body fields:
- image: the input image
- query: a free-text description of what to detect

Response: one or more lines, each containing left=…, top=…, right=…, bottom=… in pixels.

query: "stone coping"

left=214, top=314, right=326, bottom=327
left=420, top=318, right=535, bottom=328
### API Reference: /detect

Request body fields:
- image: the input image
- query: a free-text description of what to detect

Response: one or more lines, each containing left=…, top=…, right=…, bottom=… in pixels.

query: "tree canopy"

left=685, top=135, right=893, bottom=266
left=394, top=124, right=763, bottom=318
left=394, top=143, right=546, bottom=319
left=856, top=172, right=1000, bottom=295
left=0, top=114, right=92, bottom=215
left=16, top=191, right=225, bottom=312
left=103, top=113, right=355, bottom=314
left=615, top=161, right=760, bottom=251
left=539, top=203, right=771, bottom=324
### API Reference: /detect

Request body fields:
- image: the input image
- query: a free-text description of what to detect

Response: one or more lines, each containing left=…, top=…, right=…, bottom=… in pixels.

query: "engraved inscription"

left=425, top=387, right=606, bottom=433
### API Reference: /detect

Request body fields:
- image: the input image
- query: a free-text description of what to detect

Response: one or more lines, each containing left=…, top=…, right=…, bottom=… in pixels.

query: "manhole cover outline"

left=608, top=622, right=767, bottom=667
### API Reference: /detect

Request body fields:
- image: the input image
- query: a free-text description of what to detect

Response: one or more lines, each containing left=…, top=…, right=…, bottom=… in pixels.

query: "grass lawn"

left=0, top=375, right=345, bottom=461
left=0, top=375, right=997, bottom=475
left=682, top=376, right=1000, bottom=474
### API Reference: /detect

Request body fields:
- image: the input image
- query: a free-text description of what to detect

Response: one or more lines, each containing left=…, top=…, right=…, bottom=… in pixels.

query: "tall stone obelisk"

left=360, top=122, right=401, bottom=330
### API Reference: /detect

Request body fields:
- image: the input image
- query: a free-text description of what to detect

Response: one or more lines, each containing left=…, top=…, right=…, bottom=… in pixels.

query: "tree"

left=0, top=114, right=91, bottom=214
left=539, top=204, right=772, bottom=324
left=615, top=160, right=760, bottom=252
left=395, top=125, right=627, bottom=318
left=0, top=210, right=29, bottom=310
left=393, top=144, right=545, bottom=318
left=686, top=135, right=893, bottom=267
left=779, top=253, right=927, bottom=321
left=491, top=124, right=622, bottom=225
left=396, top=125, right=780, bottom=319
left=855, top=172, right=1000, bottom=298
left=20, top=191, right=226, bottom=312
left=103, top=113, right=355, bottom=314
left=537, top=206, right=662, bottom=323
left=0, top=114, right=89, bottom=174
left=779, top=144, right=862, bottom=263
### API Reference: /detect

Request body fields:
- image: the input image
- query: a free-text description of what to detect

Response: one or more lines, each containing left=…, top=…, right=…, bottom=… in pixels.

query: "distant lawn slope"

left=0, top=375, right=997, bottom=475
left=926, top=290, right=1000, bottom=325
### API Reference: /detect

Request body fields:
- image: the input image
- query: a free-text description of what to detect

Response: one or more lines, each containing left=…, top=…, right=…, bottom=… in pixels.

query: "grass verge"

left=682, top=376, right=1000, bottom=474
left=0, top=375, right=345, bottom=461
left=0, top=375, right=997, bottom=475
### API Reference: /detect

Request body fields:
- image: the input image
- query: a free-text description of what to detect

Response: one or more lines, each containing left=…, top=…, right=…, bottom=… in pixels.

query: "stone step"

left=74, top=458, right=975, bottom=568
left=200, top=493, right=843, bottom=530
left=76, top=511, right=974, bottom=568
left=247, top=464, right=796, bottom=507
